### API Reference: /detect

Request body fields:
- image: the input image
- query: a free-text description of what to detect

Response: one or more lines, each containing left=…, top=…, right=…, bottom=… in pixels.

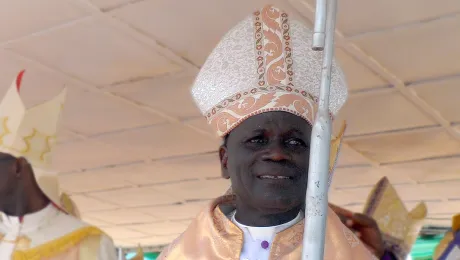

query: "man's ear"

left=14, top=157, right=29, bottom=178
left=219, top=145, right=230, bottom=179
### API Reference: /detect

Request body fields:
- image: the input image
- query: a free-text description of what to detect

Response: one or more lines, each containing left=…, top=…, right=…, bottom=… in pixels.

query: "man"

left=433, top=214, right=460, bottom=259
left=0, top=71, right=117, bottom=259
left=159, top=5, right=393, bottom=259
left=131, top=245, right=144, bottom=260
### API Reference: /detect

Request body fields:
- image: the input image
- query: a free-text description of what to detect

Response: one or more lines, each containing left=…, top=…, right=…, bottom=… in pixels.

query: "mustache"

left=255, top=160, right=306, bottom=174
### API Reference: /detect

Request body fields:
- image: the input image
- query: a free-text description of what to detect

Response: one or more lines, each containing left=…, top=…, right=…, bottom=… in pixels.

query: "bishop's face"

left=0, top=152, right=19, bottom=210
left=220, top=111, right=311, bottom=217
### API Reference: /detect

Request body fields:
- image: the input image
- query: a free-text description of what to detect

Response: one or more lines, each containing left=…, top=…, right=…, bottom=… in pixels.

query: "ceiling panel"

left=0, top=0, right=89, bottom=43
left=124, top=153, right=221, bottom=185
left=427, top=201, right=460, bottom=215
left=122, top=234, right=179, bottom=247
left=425, top=181, right=460, bottom=200
left=7, top=16, right=182, bottom=86
left=335, top=48, right=388, bottom=91
left=331, top=183, right=434, bottom=206
left=125, top=221, right=188, bottom=236
left=351, top=15, right=460, bottom=82
left=63, top=88, right=165, bottom=136
left=89, top=0, right=132, bottom=10
left=84, top=209, right=158, bottom=225
left=59, top=170, right=133, bottom=193
left=69, top=194, right=118, bottom=213
left=107, top=71, right=201, bottom=120
left=339, top=89, right=436, bottom=136
left=101, top=226, right=149, bottom=240
left=87, top=186, right=182, bottom=208
left=425, top=218, right=451, bottom=226
left=94, top=123, right=218, bottom=160
left=52, top=139, right=143, bottom=173
left=346, top=128, right=460, bottom=164
left=331, top=166, right=414, bottom=190
left=325, top=0, right=460, bottom=36
left=57, top=129, right=81, bottom=144
left=110, top=0, right=308, bottom=66
left=342, top=204, right=364, bottom=213
left=183, top=117, right=214, bottom=136
left=153, top=179, right=230, bottom=201
left=81, top=216, right=112, bottom=227
left=335, top=145, right=372, bottom=167
left=336, top=199, right=447, bottom=218
left=0, top=50, right=68, bottom=106
left=137, top=201, right=209, bottom=221
left=409, top=77, right=460, bottom=123
left=382, top=157, right=460, bottom=184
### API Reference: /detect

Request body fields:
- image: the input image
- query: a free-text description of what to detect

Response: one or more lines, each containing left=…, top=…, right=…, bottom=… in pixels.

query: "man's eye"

left=286, top=139, right=306, bottom=146
left=247, top=137, right=266, bottom=144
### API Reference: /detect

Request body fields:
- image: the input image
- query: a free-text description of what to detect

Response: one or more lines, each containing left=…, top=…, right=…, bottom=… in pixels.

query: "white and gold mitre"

left=60, top=192, right=81, bottom=218
left=191, top=5, right=348, bottom=137
left=363, top=177, right=427, bottom=259
left=0, top=70, right=67, bottom=211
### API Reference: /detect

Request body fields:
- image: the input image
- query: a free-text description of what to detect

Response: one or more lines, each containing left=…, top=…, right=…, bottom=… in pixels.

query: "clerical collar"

left=0, top=203, right=58, bottom=232
left=231, top=211, right=304, bottom=241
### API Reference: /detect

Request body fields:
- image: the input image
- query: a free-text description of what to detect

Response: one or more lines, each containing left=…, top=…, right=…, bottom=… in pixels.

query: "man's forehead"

left=243, top=112, right=310, bottom=129
left=0, top=152, right=14, bottom=161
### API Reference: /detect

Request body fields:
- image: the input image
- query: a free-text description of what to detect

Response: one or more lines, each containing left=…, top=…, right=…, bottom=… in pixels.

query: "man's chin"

left=254, top=197, right=302, bottom=213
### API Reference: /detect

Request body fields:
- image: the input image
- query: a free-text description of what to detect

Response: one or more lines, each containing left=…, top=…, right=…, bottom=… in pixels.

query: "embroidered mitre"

left=0, top=70, right=67, bottom=209
left=363, top=177, right=427, bottom=259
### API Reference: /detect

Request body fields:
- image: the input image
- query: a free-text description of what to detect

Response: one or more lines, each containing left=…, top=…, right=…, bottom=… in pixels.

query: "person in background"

left=432, top=214, right=460, bottom=259
left=131, top=245, right=145, bottom=260
left=0, top=71, right=117, bottom=259
left=159, top=5, right=394, bottom=259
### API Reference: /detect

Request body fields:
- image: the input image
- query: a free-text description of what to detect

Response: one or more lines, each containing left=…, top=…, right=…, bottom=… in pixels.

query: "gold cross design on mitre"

left=377, top=203, right=409, bottom=239
left=0, top=233, right=32, bottom=250
left=20, top=128, right=56, bottom=163
left=0, top=117, right=11, bottom=146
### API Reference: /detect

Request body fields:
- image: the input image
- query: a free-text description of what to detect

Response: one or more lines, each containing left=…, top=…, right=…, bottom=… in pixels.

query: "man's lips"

left=256, top=173, right=295, bottom=180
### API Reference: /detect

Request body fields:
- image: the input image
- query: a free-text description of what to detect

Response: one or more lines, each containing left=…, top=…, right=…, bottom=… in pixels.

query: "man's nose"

left=262, top=142, right=290, bottom=161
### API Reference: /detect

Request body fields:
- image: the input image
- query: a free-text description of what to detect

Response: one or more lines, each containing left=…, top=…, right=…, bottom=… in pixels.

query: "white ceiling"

left=1, top=0, right=460, bottom=248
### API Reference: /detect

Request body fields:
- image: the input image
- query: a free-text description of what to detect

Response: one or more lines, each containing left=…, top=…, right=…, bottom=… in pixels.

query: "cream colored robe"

left=0, top=204, right=116, bottom=260
left=159, top=195, right=377, bottom=260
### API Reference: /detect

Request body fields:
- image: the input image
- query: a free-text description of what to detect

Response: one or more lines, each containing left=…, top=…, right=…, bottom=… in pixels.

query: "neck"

left=1, top=191, right=49, bottom=217
left=234, top=202, right=301, bottom=227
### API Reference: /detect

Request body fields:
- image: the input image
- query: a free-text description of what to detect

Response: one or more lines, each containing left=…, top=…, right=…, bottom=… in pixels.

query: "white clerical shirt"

left=231, top=211, right=304, bottom=260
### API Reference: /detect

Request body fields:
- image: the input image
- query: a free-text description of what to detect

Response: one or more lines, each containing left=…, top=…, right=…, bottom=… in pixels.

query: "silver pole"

left=312, top=0, right=326, bottom=50
left=118, top=248, right=125, bottom=260
left=301, top=0, right=339, bottom=258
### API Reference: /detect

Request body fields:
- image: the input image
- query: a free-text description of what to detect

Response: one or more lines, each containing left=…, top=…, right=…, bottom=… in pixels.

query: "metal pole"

left=312, top=0, right=326, bottom=50
left=301, top=0, right=339, bottom=258
left=118, top=248, right=125, bottom=260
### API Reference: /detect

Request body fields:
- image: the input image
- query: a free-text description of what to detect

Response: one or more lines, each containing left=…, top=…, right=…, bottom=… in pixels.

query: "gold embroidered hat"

left=0, top=70, right=67, bottom=212
left=192, top=5, right=347, bottom=136
left=363, top=177, right=427, bottom=259
left=192, top=5, right=348, bottom=178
